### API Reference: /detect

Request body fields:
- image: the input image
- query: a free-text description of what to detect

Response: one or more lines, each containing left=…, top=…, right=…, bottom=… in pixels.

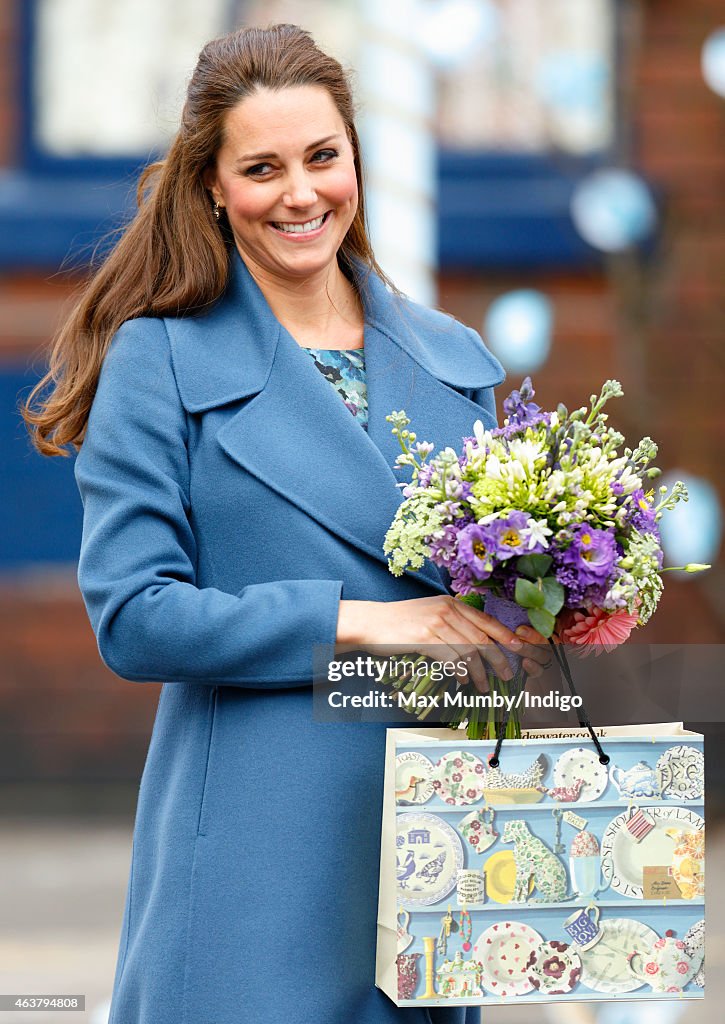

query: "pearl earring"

left=213, top=202, right=223, bottom=221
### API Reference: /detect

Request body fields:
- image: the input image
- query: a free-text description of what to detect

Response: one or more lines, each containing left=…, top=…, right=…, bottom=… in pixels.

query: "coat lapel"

left=167, top=252, right=504, bottom=593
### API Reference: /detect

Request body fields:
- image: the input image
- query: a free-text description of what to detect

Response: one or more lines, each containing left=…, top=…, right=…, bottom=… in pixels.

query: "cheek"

left=226, top=183, right=271, bottom=222
left=327, top=164, right=359, bottom=210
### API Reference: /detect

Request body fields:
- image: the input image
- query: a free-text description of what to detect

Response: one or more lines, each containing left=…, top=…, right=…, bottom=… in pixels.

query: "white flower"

left=523, top=518, right=552, bottom=549
left=473, top=420, right=491, bottom=449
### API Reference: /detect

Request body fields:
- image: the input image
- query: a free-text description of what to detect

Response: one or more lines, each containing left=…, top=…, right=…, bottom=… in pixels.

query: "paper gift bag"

left=376, top=724, right=705, bottom=1007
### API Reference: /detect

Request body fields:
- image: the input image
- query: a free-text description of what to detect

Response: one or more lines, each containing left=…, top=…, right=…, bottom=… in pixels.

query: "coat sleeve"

left=74, top=318, right=343, bottom=688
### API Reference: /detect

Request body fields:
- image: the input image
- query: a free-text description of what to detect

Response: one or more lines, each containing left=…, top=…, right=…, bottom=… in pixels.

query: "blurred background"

left=0, top=0, right=723, bottom=1021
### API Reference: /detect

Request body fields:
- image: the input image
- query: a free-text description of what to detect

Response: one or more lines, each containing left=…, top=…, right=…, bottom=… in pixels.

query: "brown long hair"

left=23, top=23, right=392, bottom=456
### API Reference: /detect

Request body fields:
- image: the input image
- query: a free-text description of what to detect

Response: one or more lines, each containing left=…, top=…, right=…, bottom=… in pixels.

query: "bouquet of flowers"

left=383, top=378, right=707, bottom=739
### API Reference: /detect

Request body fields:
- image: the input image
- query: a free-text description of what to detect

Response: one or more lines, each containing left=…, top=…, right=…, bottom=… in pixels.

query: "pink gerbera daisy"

left=557, top=605, right=639, bottom=655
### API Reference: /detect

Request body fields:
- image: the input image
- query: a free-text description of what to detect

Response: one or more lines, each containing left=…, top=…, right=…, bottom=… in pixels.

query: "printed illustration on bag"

left=395, top=751, right=435, bottom=805
left=501, top=820, right=569, bottom=903
left=600, top=806, right=704, bottom=899
left=459, top=807, right=498, bottom=854
left=481, top=753, right=547, bottom=805
left=396, top=813, right=464, bottom=905
left=385, top=733, right=705, bottom=1007
left=626, top=929, right=704, bottom=993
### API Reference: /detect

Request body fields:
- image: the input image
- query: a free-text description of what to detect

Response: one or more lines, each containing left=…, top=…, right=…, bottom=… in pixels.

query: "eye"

left=245, top=162, right=274, bottom=177
left=311, top=148, right=338, bottom=163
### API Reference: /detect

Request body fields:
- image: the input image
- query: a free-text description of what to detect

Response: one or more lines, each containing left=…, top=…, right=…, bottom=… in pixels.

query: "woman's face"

left=205, top=85, right=359, bottom=282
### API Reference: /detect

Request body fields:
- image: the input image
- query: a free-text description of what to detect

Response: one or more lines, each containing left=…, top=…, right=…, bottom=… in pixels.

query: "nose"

left=282, top=167, right=317, bottom=208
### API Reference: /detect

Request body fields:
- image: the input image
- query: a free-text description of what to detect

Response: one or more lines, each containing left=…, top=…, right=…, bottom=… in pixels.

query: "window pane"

left=34, top=0, right=232, bottom=156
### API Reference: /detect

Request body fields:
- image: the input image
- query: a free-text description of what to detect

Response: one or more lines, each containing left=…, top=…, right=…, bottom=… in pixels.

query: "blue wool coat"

left=74, top=249, right=504, bottom=1024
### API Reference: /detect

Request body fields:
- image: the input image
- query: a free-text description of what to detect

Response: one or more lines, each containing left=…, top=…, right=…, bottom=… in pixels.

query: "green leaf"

left=517, top=554, right=553, bottom=579
left=458, top=592, right=485, bottom=611
left=515, top=577, right=546, bottom=609
left=540, top=577, right=565, bottom=615
left=528, top=607, right=556, bottom=637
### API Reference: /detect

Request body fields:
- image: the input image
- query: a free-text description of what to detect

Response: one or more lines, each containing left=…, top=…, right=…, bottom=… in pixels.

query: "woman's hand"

left=336, top=597, right=550, bottom=693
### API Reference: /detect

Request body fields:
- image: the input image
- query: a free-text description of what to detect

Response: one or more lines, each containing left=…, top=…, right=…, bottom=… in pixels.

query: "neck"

left=239, top=250, right=363, bottom=347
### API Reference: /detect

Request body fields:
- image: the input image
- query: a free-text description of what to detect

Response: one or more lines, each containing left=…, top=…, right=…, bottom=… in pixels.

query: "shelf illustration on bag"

left=395, top=751, right=435, bottom=805
left=600, top=806, right=705, bottom=899
left=396, top=813, right=464, bottom=905
left=381, top=730, right=706, bottom=1007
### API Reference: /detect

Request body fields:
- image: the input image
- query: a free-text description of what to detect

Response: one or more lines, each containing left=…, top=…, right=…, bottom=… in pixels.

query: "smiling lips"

left=269, top=211, right=330, bottom=237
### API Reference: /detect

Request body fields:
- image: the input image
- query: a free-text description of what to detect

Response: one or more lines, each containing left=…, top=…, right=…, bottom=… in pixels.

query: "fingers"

left=431, top=629, right=490, bottom=693
left=439, top=610, right=514, bottom=683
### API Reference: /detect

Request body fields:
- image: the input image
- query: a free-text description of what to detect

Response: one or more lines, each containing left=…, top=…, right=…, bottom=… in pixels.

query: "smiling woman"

left=21, top=21, right=546, bottom=1024
left=203, top=85, right=363, bottom=346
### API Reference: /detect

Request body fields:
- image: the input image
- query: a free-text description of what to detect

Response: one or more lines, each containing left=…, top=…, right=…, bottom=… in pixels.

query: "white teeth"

left=274, top=214, right=326, bottom=234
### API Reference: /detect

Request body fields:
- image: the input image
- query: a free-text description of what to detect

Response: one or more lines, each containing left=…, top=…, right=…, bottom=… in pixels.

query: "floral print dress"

left=302, top=346, right=368, bottom=430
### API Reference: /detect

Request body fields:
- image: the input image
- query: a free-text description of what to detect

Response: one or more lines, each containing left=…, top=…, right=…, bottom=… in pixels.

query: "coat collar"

left=165, top=250, right=504, bottom=593
left=167, top=249, right=503, bottom=411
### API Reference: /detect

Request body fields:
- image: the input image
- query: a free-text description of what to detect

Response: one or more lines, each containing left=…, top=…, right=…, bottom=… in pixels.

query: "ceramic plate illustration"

left=434, top=750, right=486, bottom=805
left=526, top=939, right=582, bottom=995
left=657, top=745, right=704, bottom=800
left=483, top=850, right=533, bottom=904
left=395, top=751, right=435, bottom=805
left=684, top=918, right=705, bottom=988
left=600, top=805, right=704, bottom=899
left=473, top=920, right=543, bottom=996
left=552, top=747, right=608, bottom=802
left=579, top=918, right=660, bottom=994
left=396, top=812, right=464, bottom=905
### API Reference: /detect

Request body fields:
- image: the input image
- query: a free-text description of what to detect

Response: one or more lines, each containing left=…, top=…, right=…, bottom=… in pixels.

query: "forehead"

left=219, top=85, right=346, bottom=156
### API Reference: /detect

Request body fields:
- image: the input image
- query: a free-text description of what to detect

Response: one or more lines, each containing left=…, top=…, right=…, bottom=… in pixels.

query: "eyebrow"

left=236, top=134, right=342, bottom=164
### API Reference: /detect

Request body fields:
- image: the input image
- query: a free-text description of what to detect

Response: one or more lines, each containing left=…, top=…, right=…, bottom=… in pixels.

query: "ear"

left=202, top=166, right=223, bottom=205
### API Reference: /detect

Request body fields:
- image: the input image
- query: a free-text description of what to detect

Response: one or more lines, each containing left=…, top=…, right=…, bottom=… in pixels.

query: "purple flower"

left=457, top=523, right=497, bottom=580
left=559, top=523, right=617, bottom=586
left=427, top=525, right=459, bottom=564
left=628, top=489, right=657, bottom=531
left=489, top=511, right=531, bottom=560
left=493, top=377, right=551, bottom=439
left=417, top=463, right=435, bottom=488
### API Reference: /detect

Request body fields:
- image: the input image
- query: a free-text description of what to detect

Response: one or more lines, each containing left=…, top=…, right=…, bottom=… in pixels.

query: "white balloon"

left=702, top=27, right=725, bottom=98
left=658, top=472, right=722, bottom=570
left=570, top=168, right=657, bottom=252
left=484, top=290, right=552, bottom=372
